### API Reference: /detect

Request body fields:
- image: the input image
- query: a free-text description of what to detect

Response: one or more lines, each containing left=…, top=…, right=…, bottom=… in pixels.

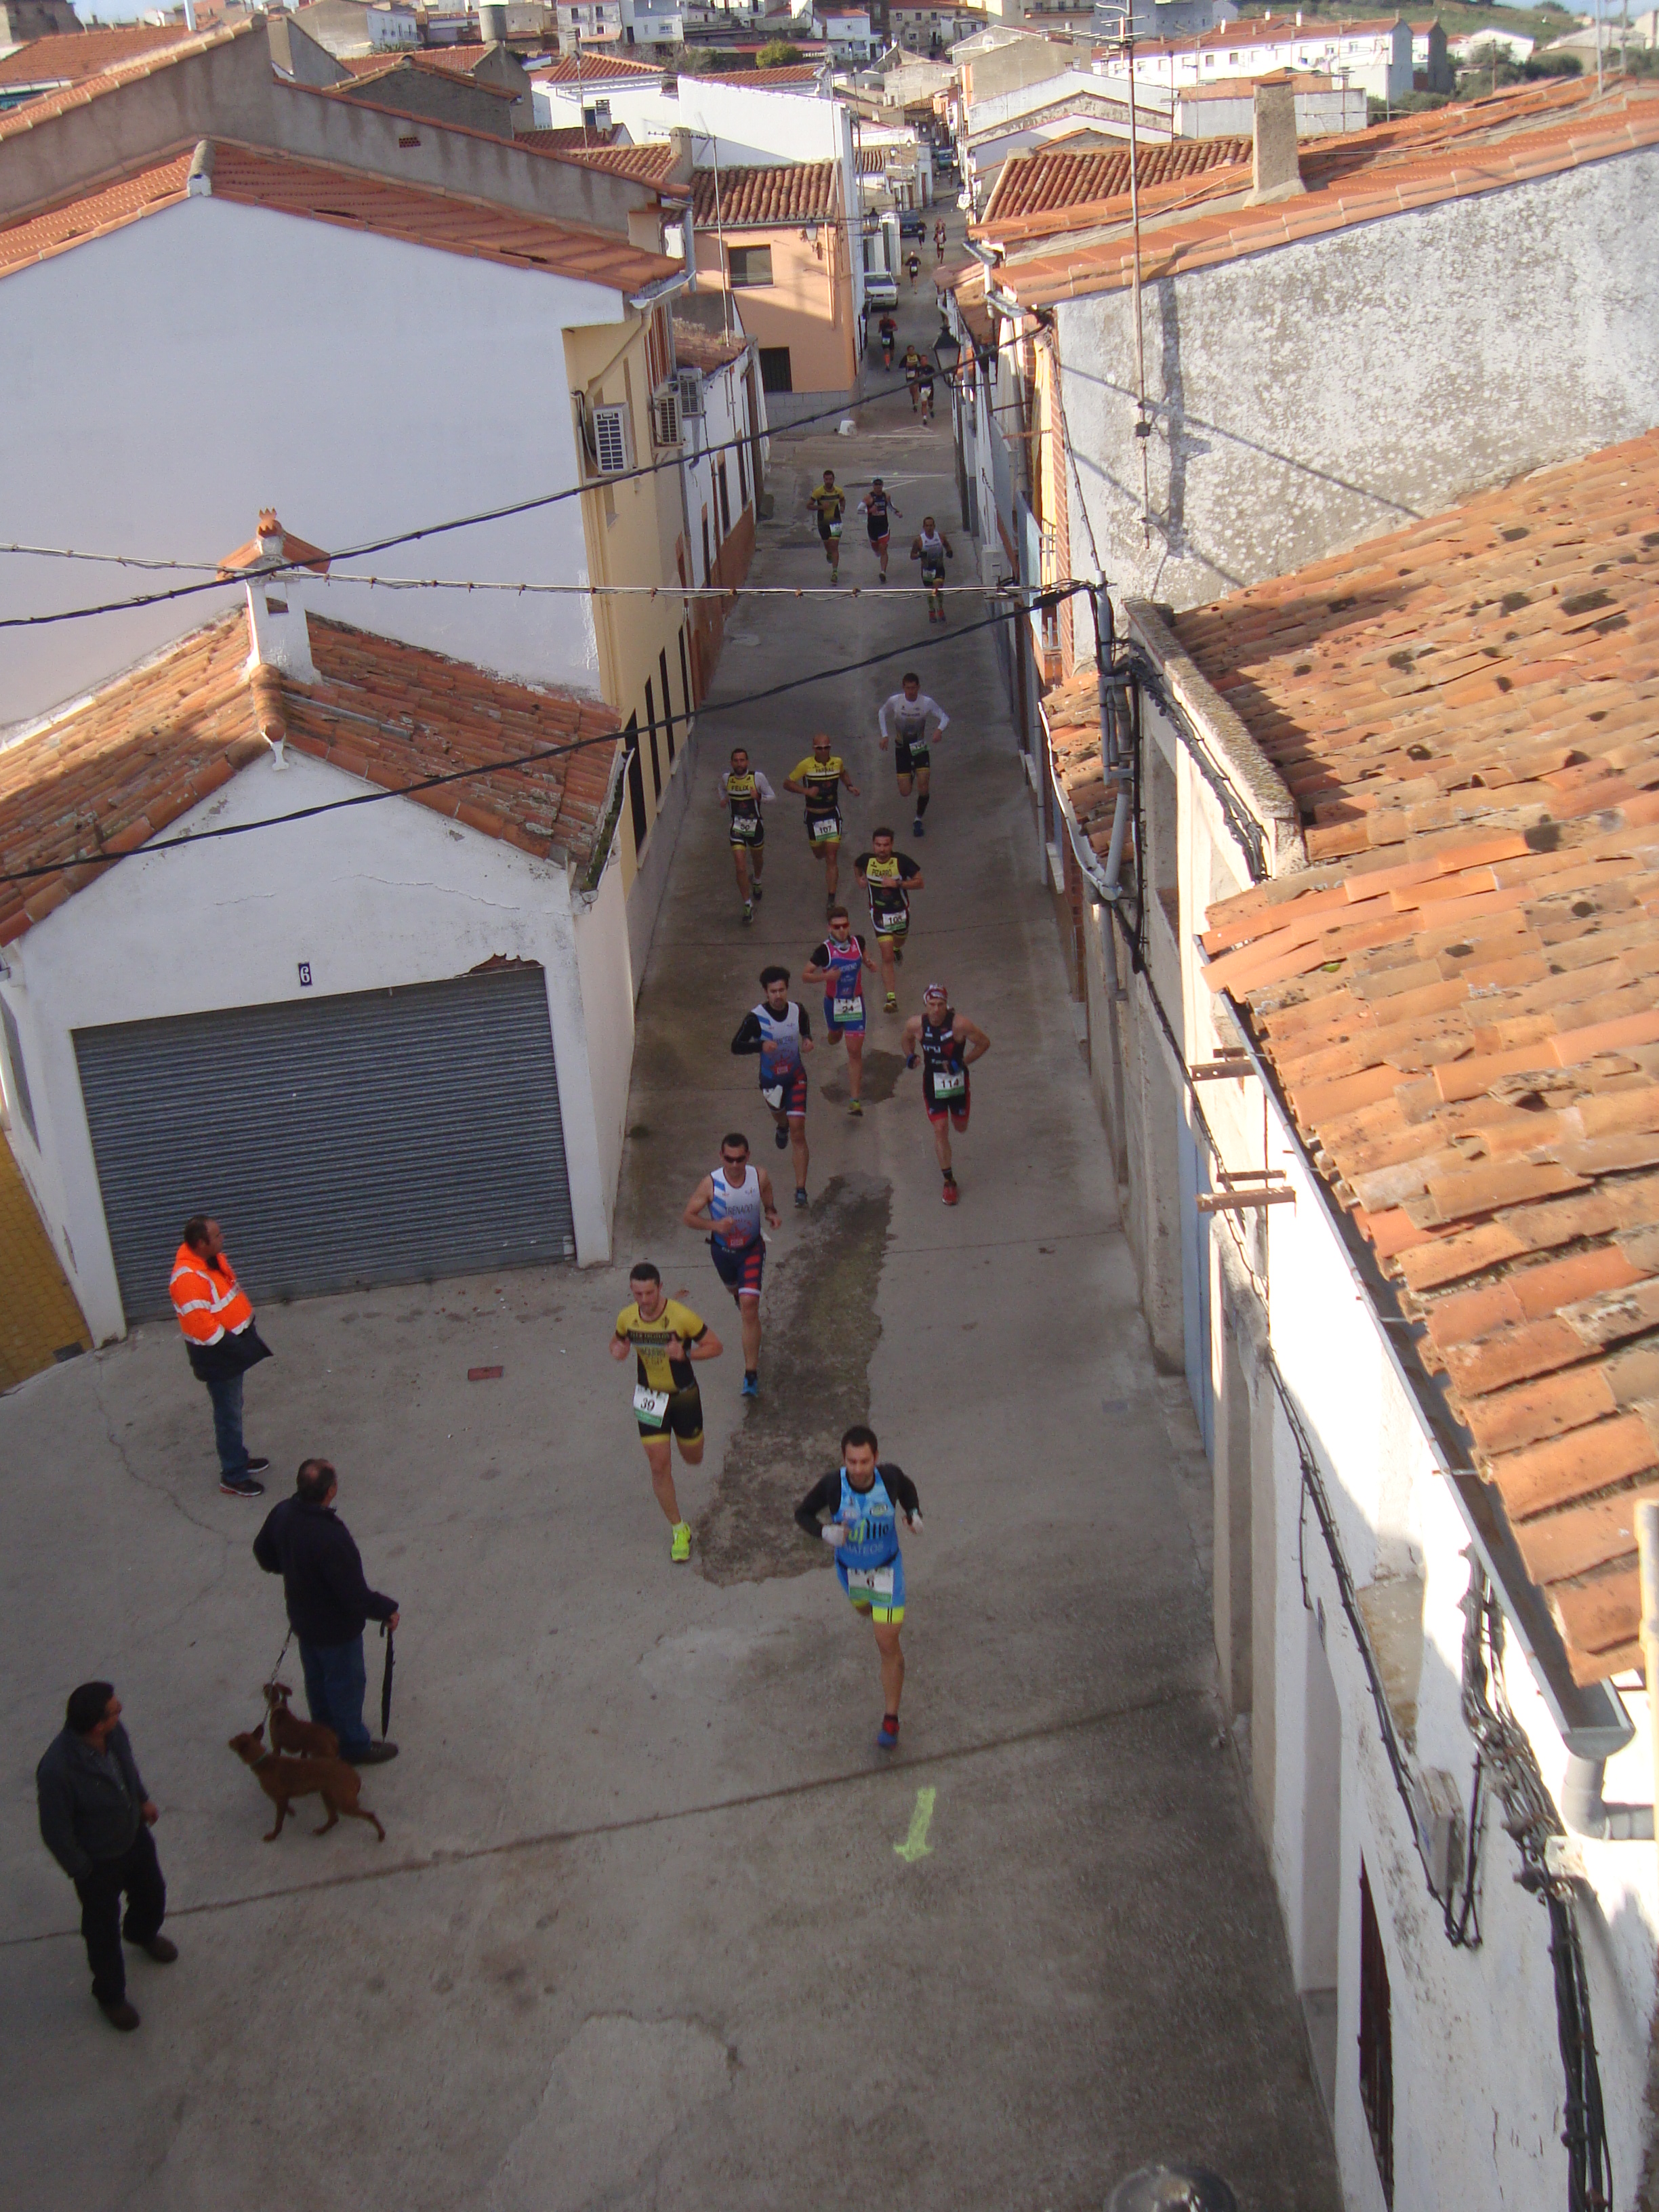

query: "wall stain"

left=695, top=1172, right=890, bottom=1586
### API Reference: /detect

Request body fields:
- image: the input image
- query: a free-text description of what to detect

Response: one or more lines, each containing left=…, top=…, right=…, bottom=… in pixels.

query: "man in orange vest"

left=169, top=1216, right=272, bottom=1499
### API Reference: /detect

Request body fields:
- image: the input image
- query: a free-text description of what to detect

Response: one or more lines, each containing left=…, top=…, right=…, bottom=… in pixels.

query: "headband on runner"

left=924, top=983, right=948, bottom=1000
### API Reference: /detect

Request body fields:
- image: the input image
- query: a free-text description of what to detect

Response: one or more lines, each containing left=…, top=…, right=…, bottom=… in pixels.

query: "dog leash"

left=258, top=1626, right=293, bottom=1732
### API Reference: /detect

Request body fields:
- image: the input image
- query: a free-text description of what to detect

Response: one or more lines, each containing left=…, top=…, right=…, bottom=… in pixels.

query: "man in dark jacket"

left=254, top=1458, right=400, bottom=1765
left=37, top=1684, right=176, bottom=2030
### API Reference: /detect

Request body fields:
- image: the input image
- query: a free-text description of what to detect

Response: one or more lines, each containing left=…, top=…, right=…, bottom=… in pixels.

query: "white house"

left=555, top=0, right=624, bottom=46
left=0, top=540, right=638, bottom=1336
left=1099, top=12, right=1413, bottom=100
left=811, top=3, right=873, bottom=58
left=1032, top=426, right=1659, bottom=2212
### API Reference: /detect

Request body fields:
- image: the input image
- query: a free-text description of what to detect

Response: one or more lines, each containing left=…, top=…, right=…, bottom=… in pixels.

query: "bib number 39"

left=633, top=1385, right=670, bottom=1428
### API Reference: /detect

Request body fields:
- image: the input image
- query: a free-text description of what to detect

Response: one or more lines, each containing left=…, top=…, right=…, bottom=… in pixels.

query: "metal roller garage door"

left=75, top=967, right=575, bottom=1324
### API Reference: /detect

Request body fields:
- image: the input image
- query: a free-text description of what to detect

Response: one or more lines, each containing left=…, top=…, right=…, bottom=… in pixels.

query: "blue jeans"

left=300, top=1636, right=371, bottom=1757
left=204, top=1370, right=246, bottom=1475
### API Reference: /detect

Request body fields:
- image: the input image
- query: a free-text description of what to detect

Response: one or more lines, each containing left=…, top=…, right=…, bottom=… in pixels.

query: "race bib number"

left=902, top=742, right=930, bottom=764
left=932, top=1066, right=966, bottom=1101
left=874, top=907, right=908, bottom=936
left=731, top=811, right=759, bottom=837
left=810, top=813, right=841, bottom=844
left=834, top=996, right=864, bottom=1023
left=633, top=1384, right=670, bottom=1428
left=762, top=1082, right=786, bottom=1109
left=922, top=562, right=945, bottom=582
left=846, top=1564, right=895, bottom=1596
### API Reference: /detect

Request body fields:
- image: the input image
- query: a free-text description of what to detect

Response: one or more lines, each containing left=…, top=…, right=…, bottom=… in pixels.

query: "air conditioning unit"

left=591, top=402, right=632, bottom=474
left=652, top=382, right=683, bottom=447
left=676, top=366, right=704, bottom=418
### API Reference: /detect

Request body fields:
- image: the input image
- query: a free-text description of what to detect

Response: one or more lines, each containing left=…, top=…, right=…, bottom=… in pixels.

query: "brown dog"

left=228, top=1726, right=385, bottom=1843
left=263, top=1680, right=340, bottom=1760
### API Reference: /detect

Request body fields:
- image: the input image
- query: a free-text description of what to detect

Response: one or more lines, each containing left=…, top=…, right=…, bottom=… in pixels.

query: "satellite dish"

left=1107, top=2167, right=1238, bottom=2212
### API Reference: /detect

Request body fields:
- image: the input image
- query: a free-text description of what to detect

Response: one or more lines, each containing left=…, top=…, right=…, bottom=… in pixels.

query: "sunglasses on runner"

left=721, top=1149, right=748, bottom=1164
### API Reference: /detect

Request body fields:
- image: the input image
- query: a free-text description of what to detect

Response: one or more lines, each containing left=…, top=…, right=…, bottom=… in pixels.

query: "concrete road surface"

left=0, top=243, right=1338, bottom=2212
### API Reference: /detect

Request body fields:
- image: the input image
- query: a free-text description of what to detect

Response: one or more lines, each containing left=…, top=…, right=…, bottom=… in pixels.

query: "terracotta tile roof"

left=518, top=121, right=622, bottom=148
left=703, top=63, right=828, bottom=83
left=0, top=610, right=621, bottom=945
left=691, top=159, right=839, bottom=226
left=979, top=135, right=1250, bottom=240
left=1186, top=428, right=1659, bottom=1687
left=529, top=52, right=663, bottom=80
left=672, top=313, right=747, bottom=369
left=334, top=54, right=520, bottom=98
left=0, top=19, right=251, bottom=142
left=0, top=140, right=683, bottom=293
left=543, top=137, right=687, bottom=188
left=999, top=78, right=1659, bottom=306
left=0, top=24, right=199, bottom=86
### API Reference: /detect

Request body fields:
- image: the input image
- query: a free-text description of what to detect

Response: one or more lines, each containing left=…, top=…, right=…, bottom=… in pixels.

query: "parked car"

left=864, top=269, right=899, bottom=310
left=899, top=211, right=927, bottom=237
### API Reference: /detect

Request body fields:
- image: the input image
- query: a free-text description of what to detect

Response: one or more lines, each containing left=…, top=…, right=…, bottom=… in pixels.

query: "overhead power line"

left=0, top=583, right=1089, bottom=893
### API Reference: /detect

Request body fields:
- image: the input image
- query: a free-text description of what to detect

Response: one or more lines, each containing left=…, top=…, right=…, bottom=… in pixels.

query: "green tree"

left=758, top=40, right=804, bottom=64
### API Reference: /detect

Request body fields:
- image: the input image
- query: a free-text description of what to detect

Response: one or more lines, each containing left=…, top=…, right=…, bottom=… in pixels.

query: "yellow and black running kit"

left=808, top=484, right=846, bottom=539
left=790, top=754, right=846, bottom=847
left=615, top=1297, right=707, bottom=1441
left=724, top=768, right=765, bottom=848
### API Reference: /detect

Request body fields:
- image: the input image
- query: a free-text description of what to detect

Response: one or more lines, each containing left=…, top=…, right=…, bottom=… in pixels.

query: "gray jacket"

left=36, top=1723, right=149, bottom=1881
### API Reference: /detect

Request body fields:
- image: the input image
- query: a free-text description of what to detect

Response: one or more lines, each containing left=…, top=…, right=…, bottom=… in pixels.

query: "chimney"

left=186, top=140, right=214, bottom=197
left=1247, top=70, right=1305, bottom=203
left=668, top=125, right=695, bottom=186
left=218, top=510, right=331, bottom=708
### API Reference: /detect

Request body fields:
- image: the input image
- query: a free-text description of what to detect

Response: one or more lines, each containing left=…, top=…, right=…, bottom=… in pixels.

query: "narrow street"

left=0, top=262, right=1338, bottom=2212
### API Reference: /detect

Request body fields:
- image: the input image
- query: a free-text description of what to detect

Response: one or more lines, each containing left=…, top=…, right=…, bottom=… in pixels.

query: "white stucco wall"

left=0, top=743, right=634, bottom=1337
left=1, top=194, right=621, bottom=734
left=1157, top=717, right=1659, bottom=2211
left=1055, top=148, right=1659, bottom=613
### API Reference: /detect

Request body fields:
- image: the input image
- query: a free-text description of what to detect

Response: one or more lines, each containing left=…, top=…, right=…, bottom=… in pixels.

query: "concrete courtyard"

left=1, top=269, right=1339, bottom=2211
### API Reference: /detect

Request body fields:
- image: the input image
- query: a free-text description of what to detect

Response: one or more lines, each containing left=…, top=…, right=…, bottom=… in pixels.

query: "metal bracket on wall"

left=1197, top=1170, right=1295, bottom=1215
left=1190, top=1053, right=1252, bottom=1081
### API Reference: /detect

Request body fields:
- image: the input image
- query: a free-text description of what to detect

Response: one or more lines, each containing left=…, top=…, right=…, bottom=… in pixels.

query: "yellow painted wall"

left=565, top=313, right=697, bottom=890
left=0, top=1135, right=90, bottom=1391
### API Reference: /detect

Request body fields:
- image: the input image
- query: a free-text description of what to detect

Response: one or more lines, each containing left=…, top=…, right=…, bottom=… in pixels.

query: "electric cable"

left=0, top=365, right=984, bottom=632
left=0, top=581, right=1090, bottom=890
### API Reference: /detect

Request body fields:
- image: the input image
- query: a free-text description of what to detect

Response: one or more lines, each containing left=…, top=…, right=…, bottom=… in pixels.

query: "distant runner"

left=854, top=827, right=924, bottom=1013
left=682, top=1132, right=781, bottom=1399
left=803, top=907, right=878, bottom=1117
left=857, top=478, right=902, bottom=585
left=878, top=674, right=950, bottom=838
left=807, top=468, right=846, bottom=583
left=720, top=745, right=773, bottom=924
left=911, top=516, right=953, bottom=624
left=902, top=983, right=990, bottom=1205
left=902, top=343, right=923, bottom=411
left=795, top=1424, right=922, bottom=1751
left=906, top=247, right=922, bottom=289
left=785, top=735, right=861, bottom=915
left=934, top=218, right=947, bottom=264
left=916, top=354, right=935, bottom=428
left=610, top=1263, right=723, bottom=1562
left=731, top=966, right=815, bottom=1207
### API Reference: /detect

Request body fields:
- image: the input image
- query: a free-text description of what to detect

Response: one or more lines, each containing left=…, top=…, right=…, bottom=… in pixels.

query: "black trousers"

left=73, top=1827, right=165, bottom=2005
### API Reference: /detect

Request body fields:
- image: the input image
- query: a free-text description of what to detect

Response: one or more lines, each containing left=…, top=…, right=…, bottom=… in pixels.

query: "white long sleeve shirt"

left=878, top=692, right=950, bottom=743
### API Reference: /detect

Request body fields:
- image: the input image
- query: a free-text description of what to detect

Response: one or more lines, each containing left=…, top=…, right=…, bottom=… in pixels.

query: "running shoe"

left=880, top=571, right=888, bottom=584
left=893, top=946, right=903, bottom=965
left=848, top=1099, right=863, bottom=1117
left=912, top=817, right=924, bottom=837
left=775, top=1124, right=789, bottom=1150
left=877, top=1714, right=900, bottom=1751
left=742, top=902, right=753, bottom=924
left=884, top=991, right=898, bottom=1012
left=671, top=1521, right=692, bottom=1563
left=752, top=883, right=763, bottom=903
left=942, top=1174, right=960, bottom=1206
left=794, top=1187, right=809, bottom=1208
left=220, top=1472, right=266, bottom=1499
left=742, top=1371, right=760, bottom=1399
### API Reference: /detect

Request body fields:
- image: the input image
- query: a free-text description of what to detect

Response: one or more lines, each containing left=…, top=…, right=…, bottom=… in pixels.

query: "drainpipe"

left=1094, top=582, right=1132, bottom=903
left=1561, top=1755, right=1654, bottom=1841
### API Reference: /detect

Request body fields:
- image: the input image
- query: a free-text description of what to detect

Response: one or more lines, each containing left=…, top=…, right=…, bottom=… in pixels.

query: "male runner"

left=803, top=907, right=878, bottom=1117
left=916, top=354, right=935, bottom=427
left=806, top=468, right=846, bottom=583
left=610, top=1263, right=723, bottom=1561
left=878, top=310, right=897, bottom=367
left=785, top=735, right=860, bottom=915
left=910, top=516, right=954, bottom=623
left=901, top=343, right=923, bottom=411
left=795, top=1424, right=922, bottom=1751
left=720, top=745, right=774, bottom=922
left=902, top=983, right=990, bottom=1205
left=731, top=966, right=814, bottom=1206
left=682, top=1132, right=781, bottom=1397
left=853, top=827, right=923, bottom=1013
left=878, top=673, right=950, bottom=837
left=934, top=217, right=947, bottom=264
left=905, top=247, right=922, bottom=289
left=857, top=478, right=901, bottom=584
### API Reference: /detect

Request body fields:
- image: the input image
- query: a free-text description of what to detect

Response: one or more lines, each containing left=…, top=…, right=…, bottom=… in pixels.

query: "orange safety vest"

left=169, top=1244, right=253, bottom=1347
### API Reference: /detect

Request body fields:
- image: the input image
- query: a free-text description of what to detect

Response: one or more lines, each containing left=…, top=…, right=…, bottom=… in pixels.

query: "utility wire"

left=0, top=367, right=979, bottom=632
left=0, top=583, right=1088, bottom=891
